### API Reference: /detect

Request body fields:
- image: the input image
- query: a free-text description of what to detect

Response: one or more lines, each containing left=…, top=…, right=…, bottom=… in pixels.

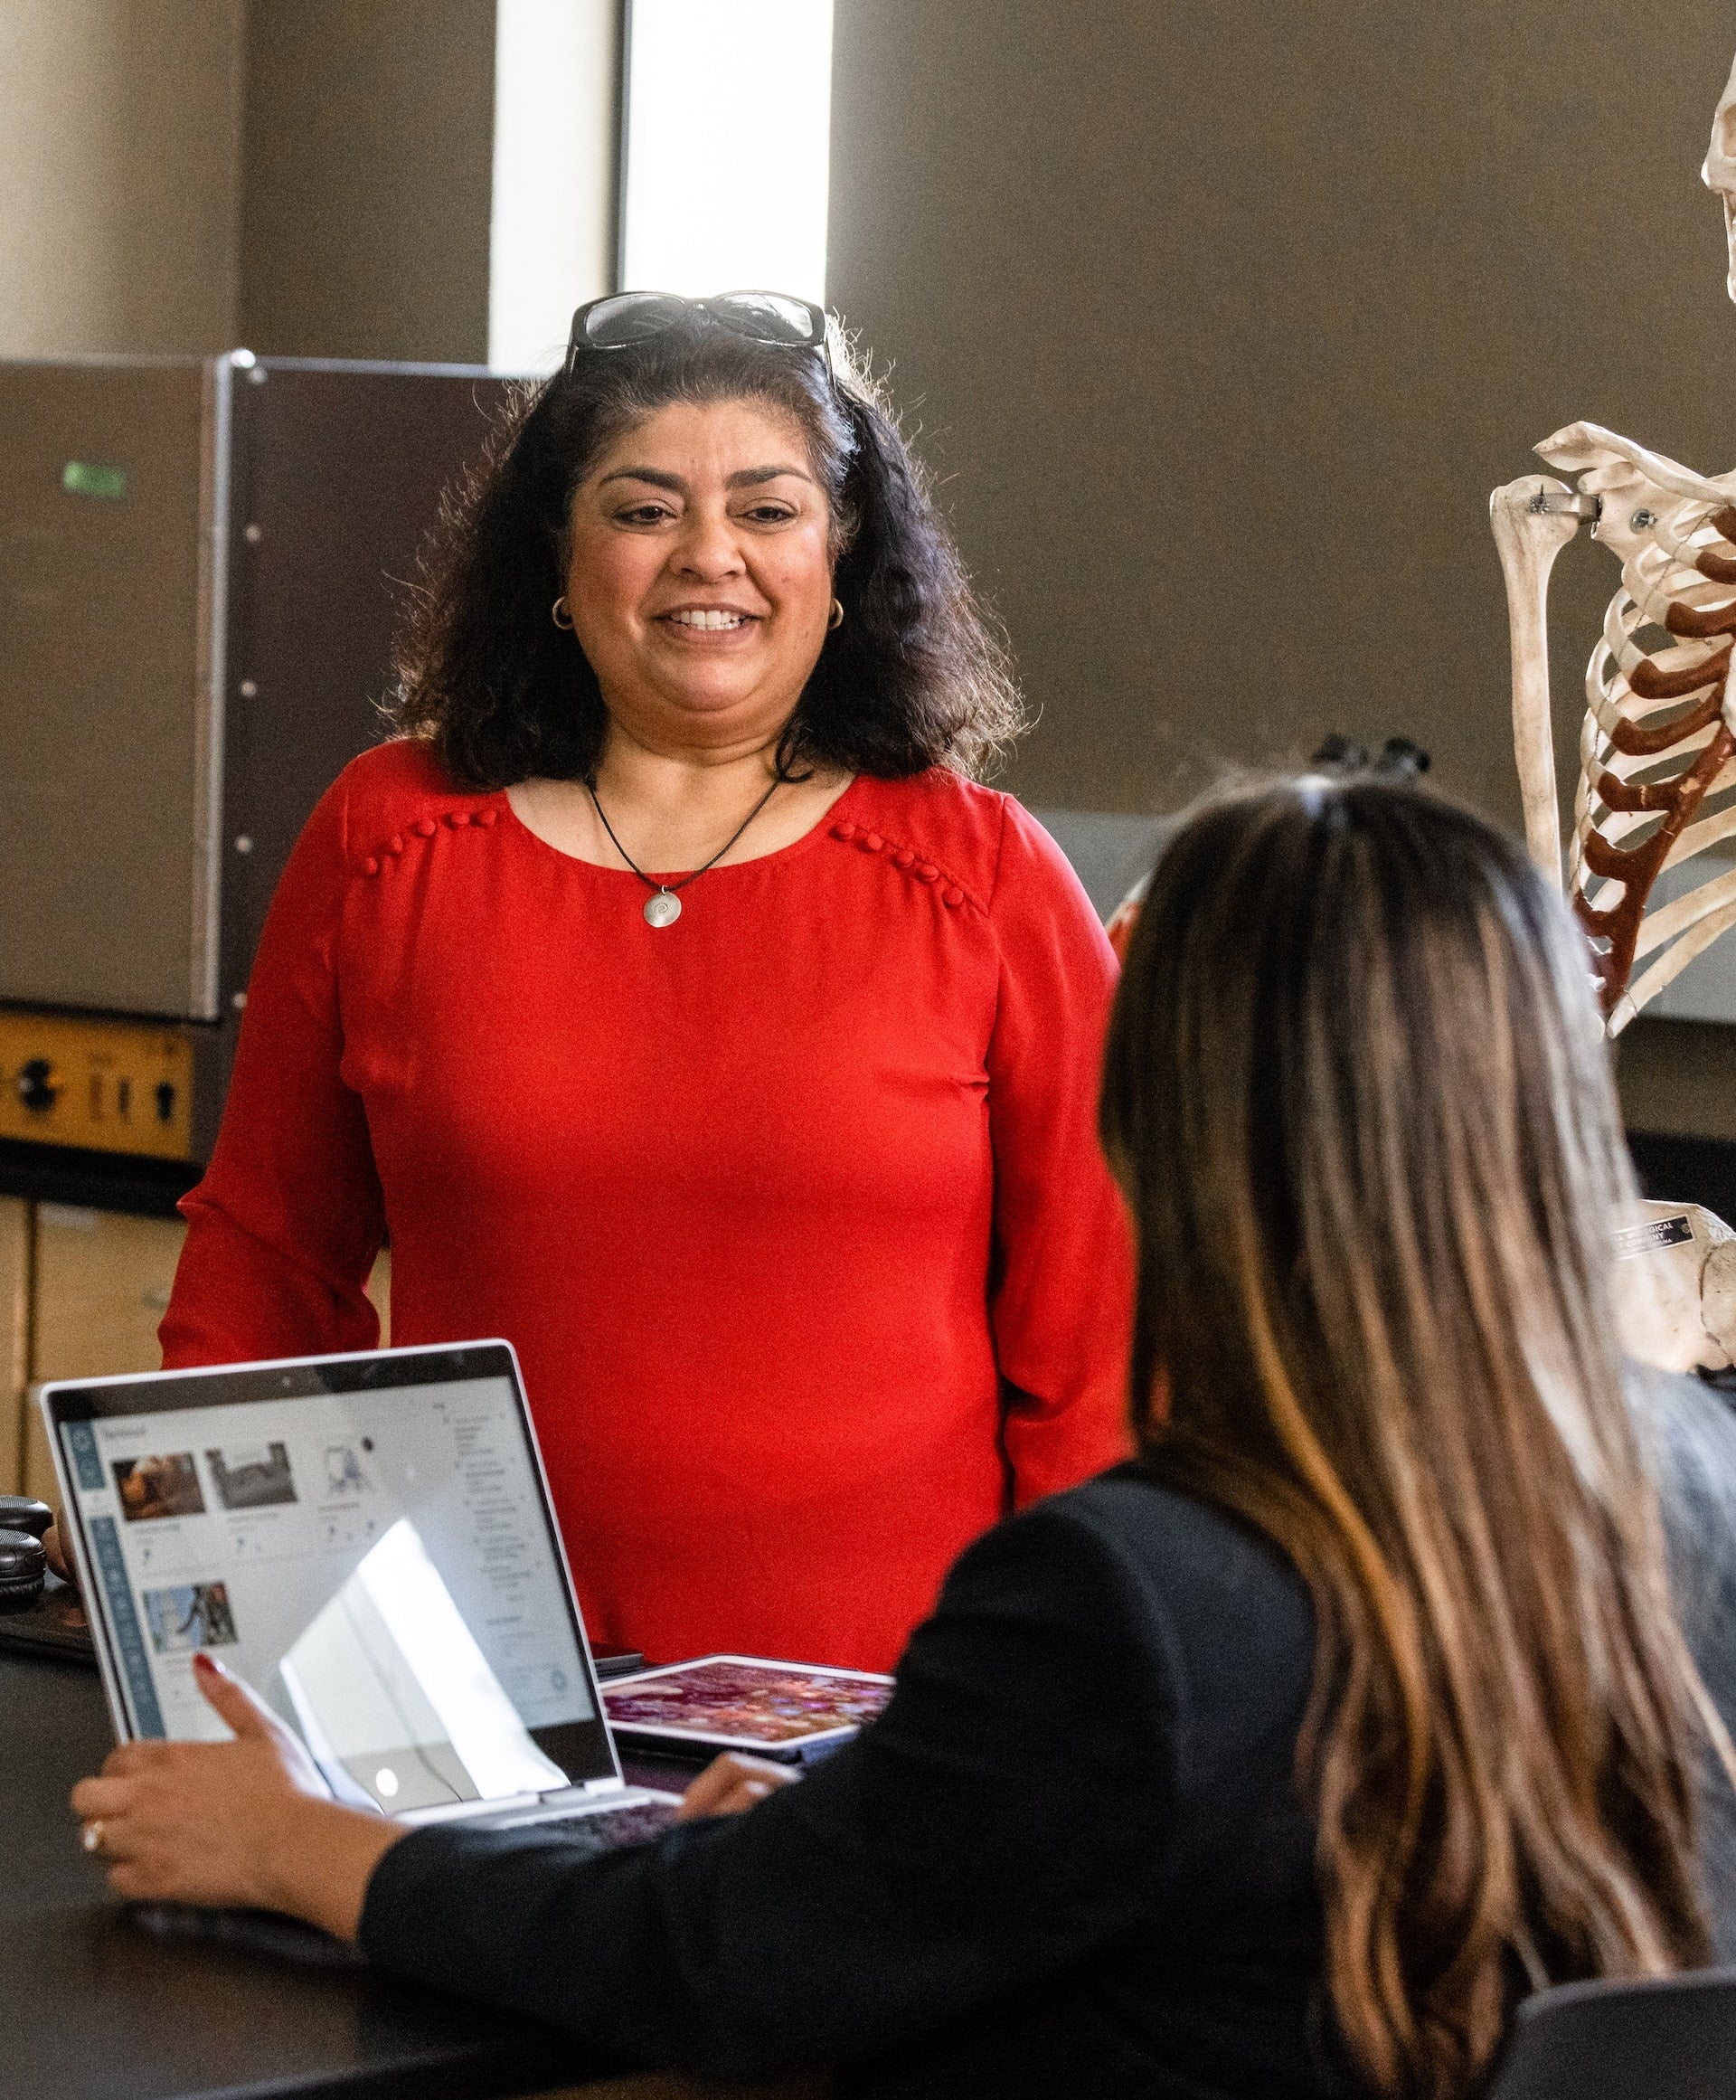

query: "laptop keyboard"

left=486, top=1794, right=681, bottom=1854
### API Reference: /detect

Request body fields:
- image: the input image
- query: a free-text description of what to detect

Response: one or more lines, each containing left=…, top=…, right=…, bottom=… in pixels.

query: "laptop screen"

left=43, top=1343, right=616, bottom=1814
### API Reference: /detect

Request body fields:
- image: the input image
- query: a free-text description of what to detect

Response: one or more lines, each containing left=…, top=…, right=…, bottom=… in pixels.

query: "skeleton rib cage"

left=1491, top=420, right=1736, bottom=1038
left=1573, top=487, right=1736, bottom=1032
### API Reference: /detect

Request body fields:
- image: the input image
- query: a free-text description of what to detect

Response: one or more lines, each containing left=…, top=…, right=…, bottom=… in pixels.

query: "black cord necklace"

left=586, top=775, right=783, bottom=927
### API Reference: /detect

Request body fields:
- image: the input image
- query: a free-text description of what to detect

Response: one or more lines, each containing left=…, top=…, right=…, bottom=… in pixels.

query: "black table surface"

left=2, top=1641, right=697, bottom=2100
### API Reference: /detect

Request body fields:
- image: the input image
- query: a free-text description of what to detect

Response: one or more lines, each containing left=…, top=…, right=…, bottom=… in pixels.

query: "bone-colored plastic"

left=1616, top=1201, right=1736, bottom=1374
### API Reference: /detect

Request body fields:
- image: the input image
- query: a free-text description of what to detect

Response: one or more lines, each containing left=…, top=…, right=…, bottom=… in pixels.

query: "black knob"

left=0, top=1528, right=46, bottom=1609
left=0, top=1497, right=52, bottom=1540
left=15, top=1057, right=59, bottom=1113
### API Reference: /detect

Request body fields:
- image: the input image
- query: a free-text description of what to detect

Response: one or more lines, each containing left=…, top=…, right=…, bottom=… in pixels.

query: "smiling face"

left=563, top=395, right=836, bottom=760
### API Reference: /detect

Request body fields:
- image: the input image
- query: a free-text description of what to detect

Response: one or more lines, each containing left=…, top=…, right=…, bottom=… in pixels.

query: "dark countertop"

left=1, top=1641, right=615, bottom=2099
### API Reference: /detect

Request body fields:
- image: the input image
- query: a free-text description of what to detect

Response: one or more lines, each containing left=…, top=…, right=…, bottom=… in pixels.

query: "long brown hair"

left=1099, top=773, right=1716, bottom=2096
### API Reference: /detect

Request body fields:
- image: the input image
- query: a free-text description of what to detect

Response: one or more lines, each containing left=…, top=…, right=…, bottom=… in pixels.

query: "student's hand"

left=42, top=1520, right=78, bottom=1588
left=676, top=1751, right=801, bottom=1821
left=69, top=1652, right=403, bottom=1940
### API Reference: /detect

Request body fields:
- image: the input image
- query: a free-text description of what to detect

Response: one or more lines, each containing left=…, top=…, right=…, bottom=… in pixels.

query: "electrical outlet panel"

left=0, top=1012, right=193, bottom=1160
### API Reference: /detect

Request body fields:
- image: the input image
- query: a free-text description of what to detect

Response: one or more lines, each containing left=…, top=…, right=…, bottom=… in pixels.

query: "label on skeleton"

left=1614, top=1215, right=1695, bottom=1260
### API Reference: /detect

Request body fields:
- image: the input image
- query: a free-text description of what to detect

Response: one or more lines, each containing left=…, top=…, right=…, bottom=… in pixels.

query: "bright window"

left=620, top=0, right=835, bottom=304
left=489, top=0, right=621, bottom=373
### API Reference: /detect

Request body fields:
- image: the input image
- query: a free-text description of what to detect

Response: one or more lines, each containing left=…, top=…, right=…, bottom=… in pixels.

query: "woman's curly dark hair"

left=391, top=315, right=1024, bottom=787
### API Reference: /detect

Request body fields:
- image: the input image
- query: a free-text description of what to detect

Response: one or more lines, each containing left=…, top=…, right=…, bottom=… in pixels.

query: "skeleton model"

left=1490, top=429, right=1736, bottom=1036
left=1489, top=52, right=1736, bottom=1373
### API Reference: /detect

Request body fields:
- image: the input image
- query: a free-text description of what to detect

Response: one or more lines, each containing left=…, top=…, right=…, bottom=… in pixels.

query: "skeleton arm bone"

left=1490, top=476, right=1582, bottom=884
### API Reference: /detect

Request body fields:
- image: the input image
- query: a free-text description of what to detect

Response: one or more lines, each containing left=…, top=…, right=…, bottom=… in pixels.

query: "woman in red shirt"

left=156, top=292, right=1131, bottom=1671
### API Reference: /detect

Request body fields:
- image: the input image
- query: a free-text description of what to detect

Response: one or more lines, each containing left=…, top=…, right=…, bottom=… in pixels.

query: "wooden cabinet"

left=370, top=1245, right=392, bottom=1348
left=24, top=1206, right=187, bottom=1504
left=13, top=1202, right=391, bottom=1509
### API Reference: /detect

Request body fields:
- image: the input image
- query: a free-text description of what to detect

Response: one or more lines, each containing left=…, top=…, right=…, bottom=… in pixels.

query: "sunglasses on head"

left=564, top=290, right=831, bottom=376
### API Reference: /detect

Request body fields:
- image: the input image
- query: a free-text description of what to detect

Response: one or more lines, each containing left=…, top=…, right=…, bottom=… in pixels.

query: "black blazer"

left=359, top=1377, right=1736, bottom=2098
left=363, top=1467, right=1349, bottom=2097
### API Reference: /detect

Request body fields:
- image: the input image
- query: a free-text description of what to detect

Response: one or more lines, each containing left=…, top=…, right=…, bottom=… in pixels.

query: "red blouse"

left=161, top=742, right=1133, bottom=1671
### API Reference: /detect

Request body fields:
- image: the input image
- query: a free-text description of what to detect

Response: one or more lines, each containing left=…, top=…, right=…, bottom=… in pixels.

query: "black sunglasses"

left=564, top=290, right=831, bottom=376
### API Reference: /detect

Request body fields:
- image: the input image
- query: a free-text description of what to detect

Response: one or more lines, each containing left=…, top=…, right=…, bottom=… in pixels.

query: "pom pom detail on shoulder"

left=328, top=740, right=501, bottom=881
left=837, top=769, right=1042, bottom=918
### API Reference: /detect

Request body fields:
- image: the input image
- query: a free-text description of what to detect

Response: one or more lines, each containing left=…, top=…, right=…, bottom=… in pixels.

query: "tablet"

left=601, top=1653, right=894, bottom=1763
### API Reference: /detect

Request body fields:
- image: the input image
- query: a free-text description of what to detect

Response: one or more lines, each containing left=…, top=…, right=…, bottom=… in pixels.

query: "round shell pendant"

left=644, top=890, right=682, bottom=928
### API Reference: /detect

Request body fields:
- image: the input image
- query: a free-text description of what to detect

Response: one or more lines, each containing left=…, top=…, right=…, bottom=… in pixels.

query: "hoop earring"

left=827, top=598, right=844, bottom=630
left=552, top=595, right=574, bottom=630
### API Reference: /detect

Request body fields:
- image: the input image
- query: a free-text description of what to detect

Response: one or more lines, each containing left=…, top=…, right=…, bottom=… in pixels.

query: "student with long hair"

left=71, top=771, right=1736, bottom=2098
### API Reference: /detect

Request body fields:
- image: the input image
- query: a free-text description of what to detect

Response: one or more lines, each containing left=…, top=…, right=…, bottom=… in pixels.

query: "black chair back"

left=1488, top=1968, right=1736, bottom=2098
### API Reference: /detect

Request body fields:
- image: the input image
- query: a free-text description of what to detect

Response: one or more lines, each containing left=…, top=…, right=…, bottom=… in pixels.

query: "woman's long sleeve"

left=158, top=774, right=385, bottom=1367
left=985, top=802, right=1136, bottom=1503
left=359, top=1496, right=1178, bottom=2083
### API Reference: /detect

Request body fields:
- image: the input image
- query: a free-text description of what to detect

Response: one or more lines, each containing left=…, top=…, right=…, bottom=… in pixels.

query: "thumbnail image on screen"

left=143, top=1580, right=239, bottom=1655
left=324, top=1442, right=373, bottom=1497
left=205, top=1442, right=297, bottom=1511
left=112, top=1453, right=205, bottom=1523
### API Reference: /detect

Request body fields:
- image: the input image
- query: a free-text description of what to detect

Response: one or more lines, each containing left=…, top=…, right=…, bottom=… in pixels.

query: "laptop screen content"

left=50, top=1349, right=609, bottom=1814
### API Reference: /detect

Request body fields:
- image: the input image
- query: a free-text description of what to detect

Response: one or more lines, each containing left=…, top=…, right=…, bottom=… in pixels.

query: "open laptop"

left=41, top=1339, right=681, bottom=1929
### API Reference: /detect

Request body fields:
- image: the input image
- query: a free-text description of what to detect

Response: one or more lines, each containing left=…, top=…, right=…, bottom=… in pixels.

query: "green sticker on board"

left=61, top=459, right=127, bottom=500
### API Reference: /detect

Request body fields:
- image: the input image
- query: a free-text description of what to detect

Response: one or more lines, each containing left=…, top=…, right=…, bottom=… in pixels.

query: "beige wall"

left=826, top=5, right=1736, bottom=832
left=238, top=0, right=496, bottom=362
left=0, top=1, right=499, bottom=366
left=826, top=4, right=1736, bottom=1140
left=0, top=0, right=244, bottom=357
